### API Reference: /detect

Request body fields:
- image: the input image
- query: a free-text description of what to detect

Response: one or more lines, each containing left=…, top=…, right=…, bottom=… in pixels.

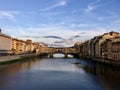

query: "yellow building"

left=32, top=42, right=41, bottom=54
left=25, top=39, right=33, bottom=53
left=12, top=38, right=26, bottom=54
left=32, top=42, right=48, bottom=54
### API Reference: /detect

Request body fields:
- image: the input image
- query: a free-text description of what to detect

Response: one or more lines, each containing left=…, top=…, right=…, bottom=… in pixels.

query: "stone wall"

left=0, top=54, right=36, bottom=63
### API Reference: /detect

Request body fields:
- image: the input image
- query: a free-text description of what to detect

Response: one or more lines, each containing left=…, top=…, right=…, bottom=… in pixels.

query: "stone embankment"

left=90, top=58, right=120, bottom=66
left=0, top=53, right=37, bottom=64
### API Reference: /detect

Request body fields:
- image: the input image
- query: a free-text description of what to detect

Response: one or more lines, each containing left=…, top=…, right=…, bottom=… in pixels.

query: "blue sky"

left=0, top=0, right=120, bottom=47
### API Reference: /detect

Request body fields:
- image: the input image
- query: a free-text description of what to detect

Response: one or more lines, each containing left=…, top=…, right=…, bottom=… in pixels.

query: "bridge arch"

left=53, top=53, right=65, bottom=58
left=48, top=47, right=77, bottom=58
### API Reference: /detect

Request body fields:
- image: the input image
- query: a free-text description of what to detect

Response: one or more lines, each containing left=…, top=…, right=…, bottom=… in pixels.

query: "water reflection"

left=30, top=58, right=85, bottom=73
left=80, top=61, right=120, bottom=90
left=0, top=56, right=120, bottom=90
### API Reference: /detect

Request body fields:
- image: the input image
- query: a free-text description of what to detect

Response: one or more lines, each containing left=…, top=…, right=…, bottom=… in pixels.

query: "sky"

left=0, top=0, right=120, bottom=47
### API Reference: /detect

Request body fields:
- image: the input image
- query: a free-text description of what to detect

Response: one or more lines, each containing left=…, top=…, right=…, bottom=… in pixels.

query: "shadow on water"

left=77, top=60, right=120, bottom=90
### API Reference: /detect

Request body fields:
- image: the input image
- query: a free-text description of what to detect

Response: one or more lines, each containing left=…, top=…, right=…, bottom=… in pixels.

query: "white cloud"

left=41, top=0, right=67, bottom=11
left=71, top=23, right=98, bottom=27
left=0, top=11, right=19, bottom=21
left=3, top=25, right=108, bottom=47
left=85, top=0, right=101, bottom=13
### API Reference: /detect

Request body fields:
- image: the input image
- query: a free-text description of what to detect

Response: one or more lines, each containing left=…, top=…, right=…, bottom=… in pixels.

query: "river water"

left=0, top=54, right=120, bottom=90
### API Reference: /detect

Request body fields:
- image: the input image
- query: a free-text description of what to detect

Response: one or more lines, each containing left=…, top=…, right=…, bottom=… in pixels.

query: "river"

left=0, top=54, right=120, bottom=90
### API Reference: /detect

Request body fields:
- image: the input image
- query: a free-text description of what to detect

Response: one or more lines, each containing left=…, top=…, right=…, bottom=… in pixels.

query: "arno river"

left=0, top=54, right=120, bottom=90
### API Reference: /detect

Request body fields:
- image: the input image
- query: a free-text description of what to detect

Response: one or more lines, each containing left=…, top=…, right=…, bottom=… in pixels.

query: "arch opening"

left=53, top=53, right=65, bottom=58
left=67, top=54, right=73, bottom=58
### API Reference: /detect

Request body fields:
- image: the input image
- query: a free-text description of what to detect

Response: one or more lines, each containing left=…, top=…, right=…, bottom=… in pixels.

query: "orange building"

left=12, top=38, right=26, bottom=54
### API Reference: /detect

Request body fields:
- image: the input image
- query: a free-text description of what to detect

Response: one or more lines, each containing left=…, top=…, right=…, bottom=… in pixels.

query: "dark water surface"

left=0, top=55, right=120, bottom=90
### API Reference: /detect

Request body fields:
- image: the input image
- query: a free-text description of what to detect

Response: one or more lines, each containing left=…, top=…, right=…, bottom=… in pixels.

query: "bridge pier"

left=49, top=53, right=53, bottom=58
left=64, top=53, right=68, bottom=58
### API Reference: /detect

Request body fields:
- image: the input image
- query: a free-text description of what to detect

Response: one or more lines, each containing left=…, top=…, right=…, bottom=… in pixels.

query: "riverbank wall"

left=92, top=58, right=120, bottom=66
left=0, top=53, right=37, bottom=64
left=79, top=56, right=120, bottom=66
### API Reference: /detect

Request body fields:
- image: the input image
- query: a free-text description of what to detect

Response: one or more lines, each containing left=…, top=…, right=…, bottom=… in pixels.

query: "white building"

left=0, top=29, right=12, bottom=54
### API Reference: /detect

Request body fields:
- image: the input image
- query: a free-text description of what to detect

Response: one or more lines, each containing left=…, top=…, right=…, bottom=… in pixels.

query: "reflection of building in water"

left=82, top=62, right=120, bottom=90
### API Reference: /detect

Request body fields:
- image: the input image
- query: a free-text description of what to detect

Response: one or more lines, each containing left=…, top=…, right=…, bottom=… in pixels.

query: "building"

left=32, top=42, right=41, bottom=54
left=102, top=36, right=120, bottom=61
left=101, top=39, right=112, bottom=60
left=76, top=31, right=120, bottom=61
left=0, top=29, right=12, bottom=55
left=25, top=39, right=33, bottom=53
left=74, top=42, right=82, bottom=58
left=12, top=38, right=26, bottom=54
left=79, top=44, right=83, bottom=58
left=94, top=31, right=120, bottom=59
left=83, top=40, right=91, bottom=58
left=74, top=42, right=81, bottom=53
left=111, top=37, right=120, bottom=60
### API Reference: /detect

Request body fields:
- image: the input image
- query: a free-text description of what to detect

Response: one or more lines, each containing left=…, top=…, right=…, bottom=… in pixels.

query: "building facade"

left=102, top=37, right=120, bottom=61
left=75, top=31, right=120, bottom=61
left=0, top=29, right=12, bottom=55
left=12, top=38, right=26, bottom=54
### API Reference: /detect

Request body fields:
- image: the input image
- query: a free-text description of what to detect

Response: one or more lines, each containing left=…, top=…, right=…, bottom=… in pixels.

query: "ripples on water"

left=0, top=54, right=120, bottom=90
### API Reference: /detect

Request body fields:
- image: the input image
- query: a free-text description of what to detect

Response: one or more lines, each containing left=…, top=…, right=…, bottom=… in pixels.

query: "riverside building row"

left=0, top=29, right=47, bottom=55
left=74, top=31, right=120, bottom=61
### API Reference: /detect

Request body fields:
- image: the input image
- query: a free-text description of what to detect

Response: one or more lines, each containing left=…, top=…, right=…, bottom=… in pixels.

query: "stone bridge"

left=39, top=47, right=77, bottom=58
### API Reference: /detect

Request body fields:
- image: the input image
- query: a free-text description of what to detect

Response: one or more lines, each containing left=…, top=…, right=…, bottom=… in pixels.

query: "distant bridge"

left=39, top=47, right=78, bottom=58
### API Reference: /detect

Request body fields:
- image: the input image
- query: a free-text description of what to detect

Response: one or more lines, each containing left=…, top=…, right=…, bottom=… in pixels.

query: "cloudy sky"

left=0, top=0, right=120, bottom=47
